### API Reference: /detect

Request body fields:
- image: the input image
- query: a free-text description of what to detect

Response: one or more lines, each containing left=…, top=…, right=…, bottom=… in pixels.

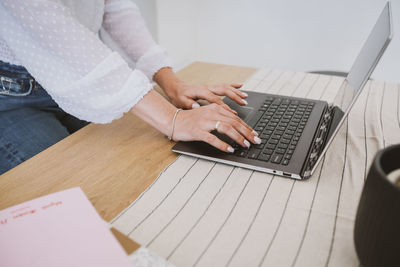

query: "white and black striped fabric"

left=111, top=69, right=400, bottom=267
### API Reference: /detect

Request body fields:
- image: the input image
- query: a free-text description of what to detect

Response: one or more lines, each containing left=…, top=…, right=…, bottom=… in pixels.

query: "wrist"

left=153, top=67, right=185, bottom=98
left=168, top=108, right=183, bottom=141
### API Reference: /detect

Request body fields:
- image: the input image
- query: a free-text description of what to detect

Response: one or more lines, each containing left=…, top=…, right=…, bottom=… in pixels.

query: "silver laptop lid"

left=310, top=1, right=393, bottom=176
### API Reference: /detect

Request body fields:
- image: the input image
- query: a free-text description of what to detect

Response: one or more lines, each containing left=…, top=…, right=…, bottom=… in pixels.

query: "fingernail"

left=244, top=140, right=250, bottom=148
left=192, top=103, right=200, bottom=109
left=241, top=92, right=248, bottom=97
left=227, top=146, right=235, bottom=153
left=254, top=136, right=261, bottom=144
left=242, top=99, right=248, bottom=105
left=252, top=130, right=258, bottom=136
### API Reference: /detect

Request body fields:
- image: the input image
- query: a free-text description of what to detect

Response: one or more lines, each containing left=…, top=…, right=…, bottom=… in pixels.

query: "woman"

left=0, top=0, right=260, bottom=174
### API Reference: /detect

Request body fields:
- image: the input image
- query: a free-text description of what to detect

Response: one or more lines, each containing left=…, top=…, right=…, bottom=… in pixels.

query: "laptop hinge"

left=302, top=104, right=335, bottom=178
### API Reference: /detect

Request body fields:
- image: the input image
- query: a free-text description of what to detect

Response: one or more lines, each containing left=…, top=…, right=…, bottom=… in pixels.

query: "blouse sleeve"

left=102, top=0, right=172, bottom=81
left=0, top=0, right=153, bottom=124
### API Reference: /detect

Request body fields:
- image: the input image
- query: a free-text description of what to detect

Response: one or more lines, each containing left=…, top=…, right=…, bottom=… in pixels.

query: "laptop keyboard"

left=233, top=96, right=314, bottom=165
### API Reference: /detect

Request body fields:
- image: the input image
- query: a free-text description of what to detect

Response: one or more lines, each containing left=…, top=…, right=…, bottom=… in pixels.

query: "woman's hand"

left=153, top=67, right=248, bottom=114
left=131, top=90, right=260, bottom=153
left=173, top=103, right=261, bottom=153
left=168, top=82, right=248, bottom=114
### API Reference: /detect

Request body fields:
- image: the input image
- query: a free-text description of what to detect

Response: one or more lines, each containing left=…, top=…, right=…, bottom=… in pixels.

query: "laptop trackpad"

left=236, top=106, right=254, bottom=121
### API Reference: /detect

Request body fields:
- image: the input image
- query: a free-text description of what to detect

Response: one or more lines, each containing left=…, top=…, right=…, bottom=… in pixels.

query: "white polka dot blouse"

left=0, top=0, right=172, bottom=123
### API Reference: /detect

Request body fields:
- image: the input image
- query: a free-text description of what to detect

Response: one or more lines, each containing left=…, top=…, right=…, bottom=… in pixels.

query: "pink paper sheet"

left=0, top=187, right=132, bottom=267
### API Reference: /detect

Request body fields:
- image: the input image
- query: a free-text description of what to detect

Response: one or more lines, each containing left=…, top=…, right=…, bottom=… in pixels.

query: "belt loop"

left=33, top=79, right=40, bottom=91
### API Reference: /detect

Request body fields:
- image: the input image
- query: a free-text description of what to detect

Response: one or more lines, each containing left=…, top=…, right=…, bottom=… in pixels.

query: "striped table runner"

left=111, top=69, right=400, bottom=267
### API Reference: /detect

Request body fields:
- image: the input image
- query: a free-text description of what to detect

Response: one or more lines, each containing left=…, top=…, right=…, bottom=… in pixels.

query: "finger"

left=229, top=86, right=248, bottom=98
left=231, top=83, right=243, bottom=89
left=223, top=117, right=261, bottom=145
left=212, top=104, right=254, bottom=132
left=216, top=121, right=251, bottom=148
left=210, top=85, right=247, bottom=106
left=199, top=92, right=238, bottom=115
left=179, top=97, right=200, bottom=109
left=230, top=84, right=248, bottom=99
left=201, top=132, right=234, bottom=153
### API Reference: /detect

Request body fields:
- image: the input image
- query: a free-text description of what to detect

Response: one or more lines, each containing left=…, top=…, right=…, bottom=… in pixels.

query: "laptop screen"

left=312, top=1, right=392, bottom=174
left=333, top=1, right=392, bottom=115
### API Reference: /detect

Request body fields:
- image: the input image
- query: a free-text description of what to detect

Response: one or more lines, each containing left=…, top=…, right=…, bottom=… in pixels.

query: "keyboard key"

left=268, top=139, right=279, bottom=145
left=278, top=143, right=288, bottom=149
left=266, top=144, right=276, bottom=149
left=263, top=129, right=273, bottom=135
left=271, top=153, right=283, bottom=164
left=282, top=159, right=290, bottom=165
left=270, top=134, right=280, bottom=140
left=248, top=149, right=261, bottom=159
left=237, top=150, right=248, bottom=157
left=269, top=139, right=278, bottom=144
left=261, top=138, right=268, bottom=144
left=272, top=98, right=282, bottom=105
left=283, top=134, right=292, bottom=139
left=258, top=153, right=271, bottom=162
left=260, top=134, right=270, bottom=140
left=254, top=144, right=264, bottom=149
left=276, top=148, right=286, bottom=154
left=263, top=148, right=274, bottom=155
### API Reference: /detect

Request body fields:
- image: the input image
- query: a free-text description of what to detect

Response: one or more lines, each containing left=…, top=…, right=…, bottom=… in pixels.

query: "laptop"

left=172, top=2, right=393, bottom=180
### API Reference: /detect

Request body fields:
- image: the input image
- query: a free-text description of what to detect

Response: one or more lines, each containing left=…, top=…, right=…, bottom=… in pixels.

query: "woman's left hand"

left=167, top=82, right=248, bottom=114
left=154, top=67, right=248, bottom=114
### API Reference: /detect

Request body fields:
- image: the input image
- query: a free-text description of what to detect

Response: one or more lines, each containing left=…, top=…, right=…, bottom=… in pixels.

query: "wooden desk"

left=0, top=62, right=256, bottom=221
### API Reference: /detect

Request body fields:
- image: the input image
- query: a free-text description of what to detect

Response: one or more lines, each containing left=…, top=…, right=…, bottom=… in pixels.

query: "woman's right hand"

left=173, top=103, right=261, bottom=153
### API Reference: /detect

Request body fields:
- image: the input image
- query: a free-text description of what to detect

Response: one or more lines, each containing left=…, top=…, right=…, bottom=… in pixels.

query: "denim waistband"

left=0, top=60, right=41, bottom=96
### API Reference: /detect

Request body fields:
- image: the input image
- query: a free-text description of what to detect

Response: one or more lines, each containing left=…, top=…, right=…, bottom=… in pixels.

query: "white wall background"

left=134, top=0, right=399, bottom=83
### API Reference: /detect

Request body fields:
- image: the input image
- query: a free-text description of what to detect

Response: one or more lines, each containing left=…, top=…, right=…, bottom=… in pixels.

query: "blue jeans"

left=0, top=61, right=88, bottom=175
